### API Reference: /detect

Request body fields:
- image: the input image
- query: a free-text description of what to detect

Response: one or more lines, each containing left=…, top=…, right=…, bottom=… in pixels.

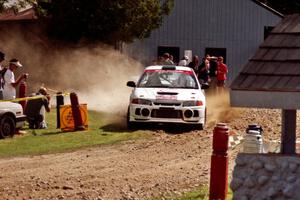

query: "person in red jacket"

left=216, top=56, right=228, bottom=93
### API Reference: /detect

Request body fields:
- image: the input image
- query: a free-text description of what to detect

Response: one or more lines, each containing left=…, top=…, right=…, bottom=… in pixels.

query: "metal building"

left=124, top=0, right=283, bottom=82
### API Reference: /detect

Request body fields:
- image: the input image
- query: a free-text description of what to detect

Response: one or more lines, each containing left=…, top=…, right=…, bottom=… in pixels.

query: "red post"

left=70, top=92, right=85, bottom=131
left=18, top=81, right=27, bottom=112
left=209, top=123, right=229, bottom=200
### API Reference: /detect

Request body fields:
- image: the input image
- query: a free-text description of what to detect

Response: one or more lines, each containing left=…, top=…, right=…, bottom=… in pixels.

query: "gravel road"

left=0, top=92, right=297, bottom=200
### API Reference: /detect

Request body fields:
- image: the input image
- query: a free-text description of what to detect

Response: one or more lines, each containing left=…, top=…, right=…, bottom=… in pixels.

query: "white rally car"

left=126, top=65, right=208, bottom=130
left=0, top=102, right=26, bottom=139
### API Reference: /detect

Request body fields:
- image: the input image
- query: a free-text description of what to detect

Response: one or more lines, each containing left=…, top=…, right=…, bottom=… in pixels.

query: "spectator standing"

left=188, top=55, right=200, bottom=75
left=178, top=56, right=189, bottom=66
left=155, top=56, right=164, bottom=65
left=162, top=53, right=174, bottom=65
left=25, top=87, right=51, bottom=129
left=198, top=58, right=210, bottom=84
left=207, top=54, right=218, bottom=90
left=0, top=51, right=5, bottom=99
left=3, top=58, right=28, bottom=100
left=169, top=54, right=175, bottom=65
left=0, top=51, right=4, bottom=70
left=216, top=56, right=228, bottom=93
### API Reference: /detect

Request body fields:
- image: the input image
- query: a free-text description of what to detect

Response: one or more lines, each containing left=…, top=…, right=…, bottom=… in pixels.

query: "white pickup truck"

left=0, top=102, right=26, bottom=139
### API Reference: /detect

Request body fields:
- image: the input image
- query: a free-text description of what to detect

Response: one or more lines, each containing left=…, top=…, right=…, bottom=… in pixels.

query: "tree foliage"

left=0, top=0, right=174, bottom=44
left=259, top=0, right=300, bottom=15
left=36, top=0, right=174, bottom=44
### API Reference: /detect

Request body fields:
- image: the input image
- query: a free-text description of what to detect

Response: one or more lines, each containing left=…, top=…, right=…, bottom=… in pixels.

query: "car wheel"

left=202, top=107, right=207, bottom=129
left=127, top=107, right=136, bottom=130
left=0, top=115, right=16, bottom=139
left=195, top=108, right=206, bottom=131
left=194, top=124, right=204, bottom=130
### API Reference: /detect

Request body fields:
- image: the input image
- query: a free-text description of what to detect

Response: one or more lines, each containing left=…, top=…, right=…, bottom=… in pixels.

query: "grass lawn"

left=0, top=109, right=150, bottom=158
left=153, top=186, right=233, bottom=200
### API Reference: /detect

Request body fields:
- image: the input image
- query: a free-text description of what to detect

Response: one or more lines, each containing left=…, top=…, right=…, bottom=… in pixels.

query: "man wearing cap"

left=3, top=58, right=28, bottom=100
left=0, top=51, right=5, bottom=99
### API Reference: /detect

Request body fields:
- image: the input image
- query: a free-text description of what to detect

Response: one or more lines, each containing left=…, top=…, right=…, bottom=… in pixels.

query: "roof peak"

left=251, top=0, right=284, bottom=18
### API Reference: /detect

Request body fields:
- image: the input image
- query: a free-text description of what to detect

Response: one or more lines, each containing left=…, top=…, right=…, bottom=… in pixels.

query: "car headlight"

left=182, top=101, right=203, bottom=107
left=131, top=98, right=152, bottom=105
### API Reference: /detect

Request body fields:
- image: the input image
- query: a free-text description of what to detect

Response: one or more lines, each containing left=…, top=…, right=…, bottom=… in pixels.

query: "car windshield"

left=137, top=69, right=199, bottom=89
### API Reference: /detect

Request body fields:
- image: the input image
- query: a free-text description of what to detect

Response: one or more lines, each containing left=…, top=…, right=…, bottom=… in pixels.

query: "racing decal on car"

left=156, top=95, right=177, bottom=100
left=145, top=69, right=193, bottom=75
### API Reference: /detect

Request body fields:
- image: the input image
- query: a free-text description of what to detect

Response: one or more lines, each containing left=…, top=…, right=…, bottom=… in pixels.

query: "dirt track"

left=0, top=130, right=219, bottom=200
left=0, top=93, right=293, bottom=200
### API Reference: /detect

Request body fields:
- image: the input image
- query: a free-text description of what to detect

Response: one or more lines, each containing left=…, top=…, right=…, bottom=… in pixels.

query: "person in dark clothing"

left=25, top=87, right=51, bottom=129
left=188, top=55, right=200, bottom=75
left=0, top=51, right=5, bottom=99
left=207, top=55, right=218, bottom=78
left=198, top=58, right=210, bottom=84
left=205, top=54, right=218, bottom=90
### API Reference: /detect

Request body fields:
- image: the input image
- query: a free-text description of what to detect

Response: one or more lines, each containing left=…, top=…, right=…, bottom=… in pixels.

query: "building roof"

left=0, top=8, right=37, bottom=21
left=251, top=0, right=284, bottom=18
left=231, top=14, right=300, bottom=92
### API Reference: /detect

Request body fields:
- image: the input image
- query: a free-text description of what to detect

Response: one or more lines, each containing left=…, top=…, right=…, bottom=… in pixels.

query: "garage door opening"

left=205, top=48, right=227, bottom=64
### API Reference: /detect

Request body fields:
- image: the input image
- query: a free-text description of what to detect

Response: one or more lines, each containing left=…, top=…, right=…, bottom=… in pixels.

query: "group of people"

left=154, top=52, right=228, bottom=91
left=0, top=52, right=28, bottom=100
left=154, top=52, right=175, bottom=65
left=187, top=54, right=228, bottom=90
left=0, top=51, right=50, bottom=129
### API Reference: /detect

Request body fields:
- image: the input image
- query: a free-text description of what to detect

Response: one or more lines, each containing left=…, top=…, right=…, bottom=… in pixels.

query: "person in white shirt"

left=0, top=51, right=5, bottom=99
left=3, top=58, right=28, bottom=100
left=178, top=55, right=189, bottom=66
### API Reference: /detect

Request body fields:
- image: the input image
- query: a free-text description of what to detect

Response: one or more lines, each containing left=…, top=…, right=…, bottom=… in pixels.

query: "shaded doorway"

left=158, top=46, right=180, bottom=64
left=205, top=48, right=227, bottom=63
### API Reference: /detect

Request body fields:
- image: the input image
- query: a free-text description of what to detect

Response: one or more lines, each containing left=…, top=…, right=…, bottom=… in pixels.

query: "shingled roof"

left=231, top=14, right=300, bottom=92
left=230, top=14, right=300, bottom=109
left=0, top=8, right=36, bottom=21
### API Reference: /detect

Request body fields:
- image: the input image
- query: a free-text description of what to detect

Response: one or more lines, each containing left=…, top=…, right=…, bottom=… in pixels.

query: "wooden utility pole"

left=281, top=109, right=296, bottom=154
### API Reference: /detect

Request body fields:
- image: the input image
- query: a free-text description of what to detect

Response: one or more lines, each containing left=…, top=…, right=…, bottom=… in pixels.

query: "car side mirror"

left=201, top=83, right=209, bottom=90
left=127, top=81, right=136, bottom=88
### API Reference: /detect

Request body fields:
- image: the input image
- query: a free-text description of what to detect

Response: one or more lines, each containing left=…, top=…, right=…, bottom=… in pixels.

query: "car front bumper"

left=16, top=115, right=26, bottom=128
left=128, top=104, right=205, bottom=125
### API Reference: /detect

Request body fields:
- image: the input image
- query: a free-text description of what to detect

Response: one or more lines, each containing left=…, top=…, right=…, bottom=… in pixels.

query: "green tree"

left=32, top=0, right=173, bottom=45
left=1, top=0, right=174, bottom=45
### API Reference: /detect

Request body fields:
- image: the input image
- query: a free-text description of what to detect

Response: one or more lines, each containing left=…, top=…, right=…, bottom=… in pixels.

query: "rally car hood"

left=131, top=87, right=205, bottom=103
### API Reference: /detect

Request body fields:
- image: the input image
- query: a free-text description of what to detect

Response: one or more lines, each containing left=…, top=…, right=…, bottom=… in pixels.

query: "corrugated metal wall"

left=125, top=0, right=282, bottom=82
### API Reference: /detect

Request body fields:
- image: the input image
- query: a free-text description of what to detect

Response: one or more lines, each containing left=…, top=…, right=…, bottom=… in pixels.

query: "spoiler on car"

left=162, top=66, right=176, bottom=70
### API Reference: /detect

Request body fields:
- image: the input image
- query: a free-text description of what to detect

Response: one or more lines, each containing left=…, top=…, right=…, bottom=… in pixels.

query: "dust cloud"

left=206, top=90, right=241, bottom=128
left=0, top=27, right=143, bottom=116
left=0, top=27, right=240, bottom=128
